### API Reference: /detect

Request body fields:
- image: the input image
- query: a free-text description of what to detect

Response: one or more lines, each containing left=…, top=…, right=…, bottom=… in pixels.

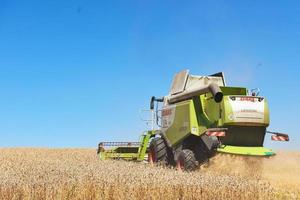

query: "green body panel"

left=163, top=101, right=192, bottom=145
left=217, top=145, right=275, bottom=156
left=163, top=95, right=218, bottom=146
left=220, top=87, right=247, bottom=96
left=136, top=131, right=153, bottom=161
left=264, top=99, right=270, bottom=125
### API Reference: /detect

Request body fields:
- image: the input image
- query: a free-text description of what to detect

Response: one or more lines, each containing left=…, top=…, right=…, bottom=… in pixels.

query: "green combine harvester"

left=98, top=70, right=289, bottom=171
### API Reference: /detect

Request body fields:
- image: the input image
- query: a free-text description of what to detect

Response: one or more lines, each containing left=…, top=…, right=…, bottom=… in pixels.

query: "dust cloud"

left=202, top=151, right=300, bottom=191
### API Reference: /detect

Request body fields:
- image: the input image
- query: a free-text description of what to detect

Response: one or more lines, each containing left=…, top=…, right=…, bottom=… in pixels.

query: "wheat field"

left=0, top=148, right=299, bottom=200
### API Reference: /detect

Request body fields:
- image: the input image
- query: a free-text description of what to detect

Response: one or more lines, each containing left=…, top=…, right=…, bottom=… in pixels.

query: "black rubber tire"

left=177, top=149, right=198, bottom=171
left=148, top=137, right=168, bottom=165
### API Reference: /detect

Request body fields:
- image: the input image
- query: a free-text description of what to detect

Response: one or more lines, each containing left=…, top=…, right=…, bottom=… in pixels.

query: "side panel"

left=161, top=97, right=216, bottom=147
left=202, top=93, right=220, bottom=126
left=162, top=95, right=222, bottom=147
left=161, top=105, right=177, bottom=130
left=264, top=99, right=270, bottom=125
left=192, top=96, right=213, bottom=134
left=162, top=100, right=191, bottom=145
left=189, top=100, right=201, bottom=136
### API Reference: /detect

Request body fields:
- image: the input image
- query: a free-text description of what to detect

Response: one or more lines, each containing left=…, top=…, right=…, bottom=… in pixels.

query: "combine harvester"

left=98, top=70, right=289, bottom=171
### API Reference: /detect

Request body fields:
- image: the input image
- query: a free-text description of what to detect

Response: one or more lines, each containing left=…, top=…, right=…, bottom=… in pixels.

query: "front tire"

left=148, top=137, right=168, bottom=165
left=176, top=149, right=198, bottom=171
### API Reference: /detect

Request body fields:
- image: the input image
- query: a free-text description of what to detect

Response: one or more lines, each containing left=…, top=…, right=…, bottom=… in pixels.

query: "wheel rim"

left=177, top=157, right=184, bottom=171
left=148, top=148, right=156, bottom=164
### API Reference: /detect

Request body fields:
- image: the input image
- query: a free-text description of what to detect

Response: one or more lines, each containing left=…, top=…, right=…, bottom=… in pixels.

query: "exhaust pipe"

left=168, top=83, right=223, bottom=104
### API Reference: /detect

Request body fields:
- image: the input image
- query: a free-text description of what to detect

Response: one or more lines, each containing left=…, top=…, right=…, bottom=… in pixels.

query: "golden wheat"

left=0, top=148, right=299, bottom=200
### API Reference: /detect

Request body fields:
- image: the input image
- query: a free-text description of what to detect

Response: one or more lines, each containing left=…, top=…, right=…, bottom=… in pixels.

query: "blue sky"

left=0, top=0, right=299, bottom=149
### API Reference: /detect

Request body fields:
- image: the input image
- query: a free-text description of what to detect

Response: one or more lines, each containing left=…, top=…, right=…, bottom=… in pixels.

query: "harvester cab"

left=98, top=70, right=289, bottom=171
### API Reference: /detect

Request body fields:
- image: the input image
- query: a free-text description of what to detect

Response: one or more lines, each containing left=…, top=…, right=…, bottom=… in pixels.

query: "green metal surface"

left=220, top=87, right=247, bottom=96
left=217, top=145, right=275, bottom=156
left=99, top=151, right=139, bottom=160
left=137, top=131, right=154, bottom=161
left=164, top=101, right=192, bottom=145
left=98, top=130, right=155, bottom=161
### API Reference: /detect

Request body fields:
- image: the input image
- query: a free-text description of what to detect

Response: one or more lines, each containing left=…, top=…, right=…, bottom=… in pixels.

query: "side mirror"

left=250, top=88, right=260, bottom=96
left=150, top=96, right=164, bottom=110
left=150, top=96, right=155, bottom=110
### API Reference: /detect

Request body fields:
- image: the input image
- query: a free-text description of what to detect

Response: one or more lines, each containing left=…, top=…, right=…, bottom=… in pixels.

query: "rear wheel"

left=148, top=137, right=169, bottom=165
left=176, top=149, right=198, bottom=171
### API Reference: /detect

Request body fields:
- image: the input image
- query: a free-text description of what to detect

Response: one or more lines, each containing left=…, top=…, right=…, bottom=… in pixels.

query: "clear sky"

left=0, top=0, right=299, bottom=149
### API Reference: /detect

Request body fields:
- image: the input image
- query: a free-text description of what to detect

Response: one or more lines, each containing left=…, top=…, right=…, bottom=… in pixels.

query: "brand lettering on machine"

left=241, top=109, right=257, bottom=113
left=162, top=109, right=172, bottom=116
left=239, top=97, right=255, bottom=102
